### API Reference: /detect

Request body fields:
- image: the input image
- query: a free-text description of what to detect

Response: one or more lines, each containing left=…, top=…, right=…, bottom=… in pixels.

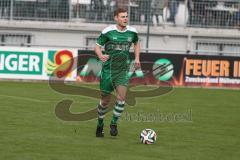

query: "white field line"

left=0, top=94, right=96, bottom=104
left=0, top=94, right=50, bottom=103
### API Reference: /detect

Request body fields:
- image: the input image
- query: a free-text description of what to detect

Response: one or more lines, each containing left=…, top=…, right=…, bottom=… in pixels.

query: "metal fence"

left=0, top=0, right=239, bottom=56
left=189, top=0, right=240, bottom=28
left=193, top=41, right=240, bottom=57
left=0, top=0, right=69, bottom=21
left=0, top=0, right=239, bottom=29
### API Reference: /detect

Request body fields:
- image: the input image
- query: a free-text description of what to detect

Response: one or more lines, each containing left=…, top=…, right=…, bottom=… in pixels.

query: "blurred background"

left=0, top=0, right=239, bottom=56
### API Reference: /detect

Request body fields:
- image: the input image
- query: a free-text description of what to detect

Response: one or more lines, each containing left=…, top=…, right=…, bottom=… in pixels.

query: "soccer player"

left=95, top=8, right=140, bottom=137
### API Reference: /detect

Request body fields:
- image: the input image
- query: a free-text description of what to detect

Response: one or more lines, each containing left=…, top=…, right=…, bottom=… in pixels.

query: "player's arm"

left=95, top=44, right=109, bottom=63
left=95, top=32, right=109, bottom=63
left=133, top=41, right=141, bottom=69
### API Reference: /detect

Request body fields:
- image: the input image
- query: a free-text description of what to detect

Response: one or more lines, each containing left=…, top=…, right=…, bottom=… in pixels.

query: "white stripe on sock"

left=117, top=100, right=125, bottom=105
left=98, top=115, right=105, bottom=119
left=113, top=110, right=121, bottom=117
left=115, top=106, right=124, bottom=111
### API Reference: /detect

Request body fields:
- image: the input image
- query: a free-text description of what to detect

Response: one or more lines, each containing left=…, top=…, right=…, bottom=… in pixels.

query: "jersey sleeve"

left=132, top=32, right=139, bottom=44
left=96, top=33, right=108, bottom=46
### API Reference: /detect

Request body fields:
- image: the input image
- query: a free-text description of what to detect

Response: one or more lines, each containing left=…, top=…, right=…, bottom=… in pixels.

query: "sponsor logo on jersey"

left=127, top=37, right=132, bottom=42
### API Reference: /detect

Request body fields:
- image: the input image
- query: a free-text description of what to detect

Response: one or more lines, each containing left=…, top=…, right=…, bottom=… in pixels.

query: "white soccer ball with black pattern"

left=140, top=129, right=157, bottom=144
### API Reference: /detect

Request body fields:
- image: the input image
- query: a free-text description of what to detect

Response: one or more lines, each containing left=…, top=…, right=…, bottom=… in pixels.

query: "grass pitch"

left=0, top=81, right=239, bottom=160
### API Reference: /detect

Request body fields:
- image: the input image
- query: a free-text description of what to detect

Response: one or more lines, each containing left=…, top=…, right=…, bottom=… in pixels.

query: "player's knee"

left=117, top=95, right=125, bottom=102
left=101, top=99, right=110, bottom=106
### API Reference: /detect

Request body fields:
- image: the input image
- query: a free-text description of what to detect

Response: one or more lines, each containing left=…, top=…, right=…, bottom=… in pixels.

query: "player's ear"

left=114, top=15, right=118, bottom=21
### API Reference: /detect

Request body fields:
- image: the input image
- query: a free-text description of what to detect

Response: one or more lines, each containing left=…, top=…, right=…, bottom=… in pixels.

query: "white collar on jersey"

left=114, top=25, right=129, bottom=33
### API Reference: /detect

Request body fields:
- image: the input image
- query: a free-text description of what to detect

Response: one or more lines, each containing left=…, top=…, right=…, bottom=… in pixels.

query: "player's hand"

left=99, top=55, right=109, bottom=63
left=134, top=59, right=141, bottom=69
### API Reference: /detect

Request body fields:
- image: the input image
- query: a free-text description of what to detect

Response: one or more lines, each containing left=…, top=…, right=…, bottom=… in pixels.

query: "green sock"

left=97, top=102, right=107, bottom=127
left=111, top=115, right=118, bottom=125
left=98, top=118, right=104, bottom=127
left=111, top=100, right=125, bottom=125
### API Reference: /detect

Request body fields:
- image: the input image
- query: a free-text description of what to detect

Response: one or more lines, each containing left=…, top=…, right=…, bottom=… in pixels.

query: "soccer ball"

left=140, top=129, right=157, bottom=144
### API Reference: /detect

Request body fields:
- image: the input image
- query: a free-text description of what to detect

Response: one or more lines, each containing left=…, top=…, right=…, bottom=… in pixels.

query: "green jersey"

left=96, top=25, right=139, bottom=74
left=96, top=25, right=139, bottom=94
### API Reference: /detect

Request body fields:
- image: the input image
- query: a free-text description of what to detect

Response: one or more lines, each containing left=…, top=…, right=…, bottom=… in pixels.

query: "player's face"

left=115, top=12, right=128, bottom=27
